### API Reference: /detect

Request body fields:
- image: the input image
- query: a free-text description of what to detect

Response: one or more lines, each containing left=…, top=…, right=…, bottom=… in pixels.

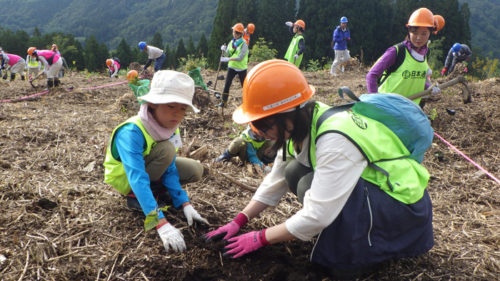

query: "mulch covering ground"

left=0, top=64, right=498, bottom=280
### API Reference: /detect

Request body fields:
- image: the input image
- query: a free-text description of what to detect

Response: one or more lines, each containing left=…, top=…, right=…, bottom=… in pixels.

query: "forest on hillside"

left=461, top=0, right=500, bottom=59
left=0, top=0, right=498, bottom=60
left=0, top=0, right=216, bottom=49
left=0, top=0, right=498, bottom=79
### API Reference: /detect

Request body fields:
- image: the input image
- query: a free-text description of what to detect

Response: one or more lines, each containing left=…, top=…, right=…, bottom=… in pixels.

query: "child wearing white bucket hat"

left=104, top=70, right=208, bottom=253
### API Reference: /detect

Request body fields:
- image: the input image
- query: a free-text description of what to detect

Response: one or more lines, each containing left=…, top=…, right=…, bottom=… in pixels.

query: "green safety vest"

left=241, top=128, right=266, bottom=150
left=228, top=39, right=248, bottom=70
left=284, top=34, right=304, bottom=67
left=287, top=102, right=429, bottom=204
left=103, top=116, right=180, bottom=195
left=27, top=56, right=40, bottom=68
left=378, top=47, right=428, bottom=105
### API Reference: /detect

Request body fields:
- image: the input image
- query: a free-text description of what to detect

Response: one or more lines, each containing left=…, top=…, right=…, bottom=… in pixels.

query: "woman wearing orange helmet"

left=204, top=60, right=434, bottom=279
left=366, top=8, right=443, bottom=105
left=106, top=58, right=121, bottom=78
left=284, top=19, right=306, bottom=67
left=27, top=46, right=63, bottom=87
left=218, top=23, right=249, bottom=107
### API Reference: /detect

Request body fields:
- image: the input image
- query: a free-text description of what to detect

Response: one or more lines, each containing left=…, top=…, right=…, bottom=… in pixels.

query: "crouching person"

left=104, top=70, right=208, bottom=253
left=216, top=125, right=276, bottom=173
left=203, top=60, right=433, bottom=279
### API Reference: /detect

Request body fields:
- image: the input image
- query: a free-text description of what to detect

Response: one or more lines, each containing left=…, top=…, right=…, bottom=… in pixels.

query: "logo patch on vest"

left=350, top=113, right=367, bottom=129
left=401, top=70, right=426, bottom=80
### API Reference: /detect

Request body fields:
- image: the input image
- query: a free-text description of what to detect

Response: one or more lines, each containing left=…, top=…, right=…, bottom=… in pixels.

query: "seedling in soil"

left=144, top=206, right=170, bottom=231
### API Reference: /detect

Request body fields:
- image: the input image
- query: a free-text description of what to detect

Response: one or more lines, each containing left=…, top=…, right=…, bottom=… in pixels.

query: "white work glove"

left=293, top=54, right=299, bottom=60
left=183, top=204, right=209, bottom=226
left=285, top=21, right=293, bottom=27
left=157, top=223, right=186, bottom=253
left=111, top=73, right=117, bottom=78
left=263, top=165, right=272, bottom=173
left=220, top=57, right=230, bottom=63
left=220, top=44, right=227, bottom=52
left=431, top=86, right=441, bottom=95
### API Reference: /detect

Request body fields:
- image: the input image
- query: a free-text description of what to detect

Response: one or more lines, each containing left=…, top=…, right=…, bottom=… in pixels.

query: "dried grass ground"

left=0, top=65, right=498, bottom=281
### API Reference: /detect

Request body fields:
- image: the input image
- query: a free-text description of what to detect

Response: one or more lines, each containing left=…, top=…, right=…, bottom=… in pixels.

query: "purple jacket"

left=366, top=40, right=431, bottom=93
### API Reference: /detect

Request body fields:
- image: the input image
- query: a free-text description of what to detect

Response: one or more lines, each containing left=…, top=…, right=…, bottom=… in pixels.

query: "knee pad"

left=10, top=73, right=16, bottom=81
left=47, top=79, right=54, bottom=88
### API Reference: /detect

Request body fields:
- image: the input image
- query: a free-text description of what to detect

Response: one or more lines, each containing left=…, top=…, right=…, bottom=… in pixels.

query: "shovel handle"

left=213, top=49, right=225, bottom=90
left=407, top=76, right=470, bottom=103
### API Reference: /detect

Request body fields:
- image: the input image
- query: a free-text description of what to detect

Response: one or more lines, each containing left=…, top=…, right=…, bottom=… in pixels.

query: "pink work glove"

left=224, top=229, right=269, bottom=258
left=203, top=213, right=248, bottom=242
left=464, top=67, right=468, bottom=73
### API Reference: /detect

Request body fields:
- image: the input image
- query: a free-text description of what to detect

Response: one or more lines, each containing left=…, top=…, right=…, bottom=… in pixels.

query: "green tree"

left=196, top=33, right=209, bottom=57
left=84, top=34, right=108, bottom=72
left=175, top=39, right=187, bottom=68
left=256, top=0, right=295, bottom=59
left=165, top=43, right=176, bottom=69
left=150, top=32, right=164, bottom=49
left=208, top=0, right=237, bottom=68
left=113, top=38, right=134, bottom=69
left=186, top=36, right=196, bottom=56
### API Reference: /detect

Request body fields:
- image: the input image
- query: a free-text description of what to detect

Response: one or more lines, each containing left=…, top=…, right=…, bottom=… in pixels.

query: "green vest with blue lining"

left=103, top=116, right=180, bottom=195
left=288, top=102, right=429, bottom=204
left=378, top=46, right=428, bottom=104
left=241, top=128, right=266, bottom=150
left=228, top=39, right=248, bottom=70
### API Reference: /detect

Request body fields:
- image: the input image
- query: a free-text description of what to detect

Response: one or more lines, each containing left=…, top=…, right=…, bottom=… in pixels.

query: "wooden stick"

left=219, top=173, right=257, bottom=192
left=408, top=76, right=469, bottom=101
left=17, top=251, right=29, bottom=281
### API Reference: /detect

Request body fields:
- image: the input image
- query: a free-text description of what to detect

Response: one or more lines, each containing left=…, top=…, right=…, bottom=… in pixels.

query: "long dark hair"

left=252, top=101, right=316, bottom=155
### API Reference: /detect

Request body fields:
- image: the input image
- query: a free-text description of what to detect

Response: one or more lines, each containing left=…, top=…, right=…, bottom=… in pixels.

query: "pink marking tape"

left=1, top=80, right=128, bottom=103
left=434, top=132, right=499, bottom=184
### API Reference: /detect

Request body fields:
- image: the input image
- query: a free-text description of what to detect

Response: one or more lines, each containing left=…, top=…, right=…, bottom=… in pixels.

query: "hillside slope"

left=0, top=0, right=217, bottom=48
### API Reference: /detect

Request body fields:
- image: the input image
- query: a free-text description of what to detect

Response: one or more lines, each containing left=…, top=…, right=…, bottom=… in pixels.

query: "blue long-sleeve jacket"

left=114, top=123, right=189, bottom=219
left=332, top=26, right=350, bottom=50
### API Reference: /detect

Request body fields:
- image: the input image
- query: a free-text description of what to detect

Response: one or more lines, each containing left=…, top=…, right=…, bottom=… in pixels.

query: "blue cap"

left=340, top=16, right=348, bottom=23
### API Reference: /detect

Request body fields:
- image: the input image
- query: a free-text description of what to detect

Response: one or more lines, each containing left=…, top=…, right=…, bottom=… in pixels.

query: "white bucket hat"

left=138, top=70, right=199, bottom=113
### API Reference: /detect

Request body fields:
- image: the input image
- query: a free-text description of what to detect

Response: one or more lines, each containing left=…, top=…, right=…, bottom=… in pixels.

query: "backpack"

left=113, top=57, right=121, bottom=64
left=377, top=42, right=430, bottom=86
left=319, top=92, right=434, bottom=163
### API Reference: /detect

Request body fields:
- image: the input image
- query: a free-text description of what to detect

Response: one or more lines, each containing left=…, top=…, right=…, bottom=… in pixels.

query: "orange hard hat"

left=127, top=70, right=138, bottom=82
left=27, top=47, right=37, bottom=56
left=233, top=59, right=315, bottom=124
left=407, top=8, right=434, bottom=28
left=294, top=20, right=305, bottom=30
left=246, top=23, right=255, bottom=34
left=433, top=15, right=445, bottom=34
left=232, top=23, right=245, bottom=33
left=106, top=59, right=113, bottom=66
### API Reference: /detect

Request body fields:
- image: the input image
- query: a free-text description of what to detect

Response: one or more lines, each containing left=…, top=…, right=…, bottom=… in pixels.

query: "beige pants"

left=145, top=140, right=203, bottom=184
left=330, top=50, right=350, bottom=74
left=228, top=136, right=275, bottom=163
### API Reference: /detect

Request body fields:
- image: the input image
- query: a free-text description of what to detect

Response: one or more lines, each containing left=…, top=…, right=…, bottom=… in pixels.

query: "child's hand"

left=157, top=223, right=186, bottom=252
left=183, top=203, right=209, bottom=226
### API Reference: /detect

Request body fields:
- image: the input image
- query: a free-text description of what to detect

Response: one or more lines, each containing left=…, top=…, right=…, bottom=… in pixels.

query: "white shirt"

left=252, top=133, right=367, bottom=241
left=146, top=46, right=163, bottom=60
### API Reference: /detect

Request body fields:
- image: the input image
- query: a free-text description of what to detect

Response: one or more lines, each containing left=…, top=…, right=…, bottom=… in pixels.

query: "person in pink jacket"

left=0, top=52, right=26, bottom=81
left=27, top=47, right=63, bottom=87
left=106, top=58, right=120, bottom=78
